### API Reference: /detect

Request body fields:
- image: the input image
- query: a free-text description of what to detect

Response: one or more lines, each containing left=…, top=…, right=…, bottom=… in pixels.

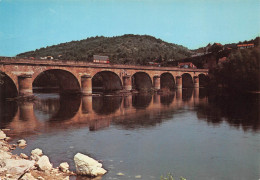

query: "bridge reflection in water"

left=0, top=88, right=259, bottom=137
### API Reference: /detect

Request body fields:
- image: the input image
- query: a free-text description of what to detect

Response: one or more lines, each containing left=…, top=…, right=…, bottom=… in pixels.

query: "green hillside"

left=17, top=34, right=191, bottom=65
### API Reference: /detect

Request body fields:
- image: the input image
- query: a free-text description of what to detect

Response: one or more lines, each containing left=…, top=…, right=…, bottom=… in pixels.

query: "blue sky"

left=0, top=0, right=259, bottom=56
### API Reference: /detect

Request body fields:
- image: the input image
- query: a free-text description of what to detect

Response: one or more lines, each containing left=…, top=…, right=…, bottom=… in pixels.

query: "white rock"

left=36, top=155, right=52, bottom=171
left=3, top=159, right=35, bottom=179
left=20, top=153, right=29, bottom=159
left=59, top=162, right=69, bottom=172
left=74, top=153, right=107, bottom=177
left=0, top=150, right=12, bottom=160
left=0, top=130, right=6, bottom=140
left=17, top=139, right=27, bottom=147
left=31, top=148, right=43, bottom=156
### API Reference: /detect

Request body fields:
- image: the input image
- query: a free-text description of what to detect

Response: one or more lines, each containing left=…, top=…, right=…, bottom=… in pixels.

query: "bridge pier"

left=176, top=76, right=182, bottom=89
left=81, top=75, right=92, bottom=95
left=153, top=76, right=160, bottom=91
left=123, top=75, right=132, bottom=91
left=193, top=76, right=199, bottom=88
left=18, top=74, right=33, bottom=96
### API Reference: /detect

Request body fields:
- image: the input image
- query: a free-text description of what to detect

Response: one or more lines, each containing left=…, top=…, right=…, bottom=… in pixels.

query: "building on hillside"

left=178, top=62, right=197, bottom=69
left=93, top=55, right=110, bottom=64
left=237, top=44, right=254, bottom=49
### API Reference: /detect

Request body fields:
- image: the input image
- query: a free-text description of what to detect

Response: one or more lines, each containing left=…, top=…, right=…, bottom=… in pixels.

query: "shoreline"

left=0, top=129, right=75, bottom=180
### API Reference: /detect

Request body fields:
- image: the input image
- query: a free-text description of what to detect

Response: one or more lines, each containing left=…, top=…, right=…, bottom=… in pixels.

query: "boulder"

left=0, top=150, right=12, bottom=160
left=59, top=162, right=69, bottom=173
left=31, top=148, right=43, bottom=161
left=74, top=153, right=107, bottom=177
left=0, top=130, right=6, bottom=140
left=36, top=155, right=52, bottom=171
left=3, top=159, right=35, bottom=179
left=17, top=139, right=27, bottom=147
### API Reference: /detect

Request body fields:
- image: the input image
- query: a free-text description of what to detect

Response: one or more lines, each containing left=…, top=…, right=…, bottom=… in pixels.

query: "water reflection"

left=1, top=88, right=259, bottom=137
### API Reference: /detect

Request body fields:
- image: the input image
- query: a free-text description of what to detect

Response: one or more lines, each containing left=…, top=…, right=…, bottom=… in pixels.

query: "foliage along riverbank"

left=209, top=45, right=260, bottom=94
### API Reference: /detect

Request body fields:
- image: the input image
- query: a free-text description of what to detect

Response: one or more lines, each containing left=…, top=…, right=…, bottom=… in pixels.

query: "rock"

left=20, top=172, right=37, bottom=180
left=0, top=150, right=12, bottom=160
left=36, top=155, right=53, bottom=171
left=31, top=148, right=43, bottom=161
left=74, top=153, right=107, bottom=177
left=17, top=139, right=27, bottom=147
left=0, top=130, right=6, bottom=140
left=37, top=176, right=45, bottom=180
left=59, top=162, right=69, bottom=173
left=3, top=159, right=35, bottom=179
left=31, top=154, right=41, bottom=161
left=4, top=137, right=11, bottom=141
left=20, top=153, right=29, bottom=159
left=31, top=148, right=43, bottom=156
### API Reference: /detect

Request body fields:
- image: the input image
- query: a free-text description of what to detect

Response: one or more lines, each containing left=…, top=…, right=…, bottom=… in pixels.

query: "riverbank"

left=0, top=129, right=75, bottom=180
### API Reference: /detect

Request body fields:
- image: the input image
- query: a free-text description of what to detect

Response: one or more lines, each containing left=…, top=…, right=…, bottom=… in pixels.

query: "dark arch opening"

left=182, top=73, right=193, bottom=88
left=199, top=74, right=209, bottom=88
left=160, top=73, right=175, bottom=92
left=0, top=72, right=18, bottom=100
left=132, top=72, right=152, bottom=92
left=33, top=69, right=80, bottom=94
left=92, top=71, right=122, bottom=93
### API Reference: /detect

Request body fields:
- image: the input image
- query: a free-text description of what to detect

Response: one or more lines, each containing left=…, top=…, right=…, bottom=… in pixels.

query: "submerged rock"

left=74, top=153, right=107, bottom=177
left=36, top=155, right=53, bottom=171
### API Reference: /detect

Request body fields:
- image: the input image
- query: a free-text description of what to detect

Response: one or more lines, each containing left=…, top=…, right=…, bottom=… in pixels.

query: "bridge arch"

left=182, top=73, right=193, bottom=88
left=33, top=69, right=80, bottom=93
left=132, top=72, right=152, bottom=92
left=160, top=72, right=175, bottom=92
left=92, top=71, right=122, bottom=93
left=0, top=71, right=18, bottom=99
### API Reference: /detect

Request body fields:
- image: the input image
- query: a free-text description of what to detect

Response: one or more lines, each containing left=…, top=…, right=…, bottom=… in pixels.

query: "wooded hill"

left=17, top=34, right=191, bottom=65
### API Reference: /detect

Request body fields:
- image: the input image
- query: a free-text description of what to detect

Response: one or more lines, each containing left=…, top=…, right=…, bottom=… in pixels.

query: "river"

left=0, top=88, right=259, bottom=180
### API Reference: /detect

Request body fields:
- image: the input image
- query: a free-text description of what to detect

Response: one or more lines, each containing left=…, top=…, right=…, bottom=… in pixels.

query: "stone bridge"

left=0, top=58, right=208, bottom=97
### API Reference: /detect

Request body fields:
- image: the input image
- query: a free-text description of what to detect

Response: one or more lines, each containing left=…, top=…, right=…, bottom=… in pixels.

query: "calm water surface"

left=0, top=89, right=259, bottom=180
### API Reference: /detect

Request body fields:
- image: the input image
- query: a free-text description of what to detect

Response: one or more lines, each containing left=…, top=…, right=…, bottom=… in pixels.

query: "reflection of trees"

left=196, top=94, right=260, bottom=132
left=92, top=96, right=122, bottom=115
